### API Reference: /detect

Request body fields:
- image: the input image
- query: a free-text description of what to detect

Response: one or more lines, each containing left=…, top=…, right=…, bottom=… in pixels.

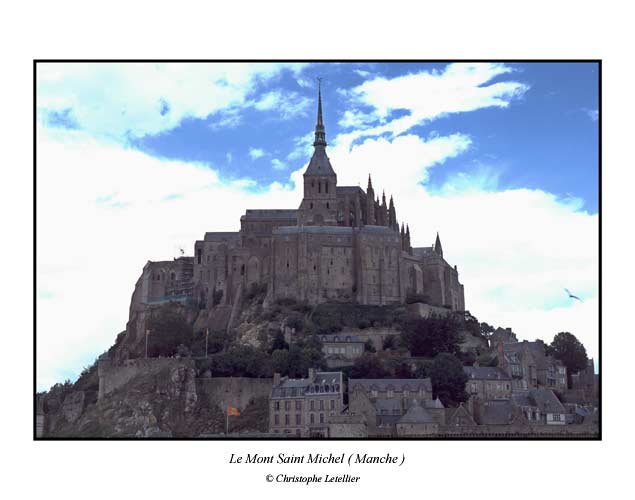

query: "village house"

left=269, top=368, right=343, bottom=437
left=495, top=340, right=567, bottom=392
left=512, top=389, right=567, bottom=425
left=464, top=365, right=512, bottom=400
left=319, top=333, right=366, bottom=368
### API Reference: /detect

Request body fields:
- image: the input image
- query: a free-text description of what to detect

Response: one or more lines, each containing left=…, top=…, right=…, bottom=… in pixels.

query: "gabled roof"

left=425, top=397, right=445, bottom=409
left=445, top=404, right=476, bottom=425
left=512, top=389, right=566, bottom=414
left=529, top=389, right=566, bottom=413
left=399, top=400, right=435, bottom=424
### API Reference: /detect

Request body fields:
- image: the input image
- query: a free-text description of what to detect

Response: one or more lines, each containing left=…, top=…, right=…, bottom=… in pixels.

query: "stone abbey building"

left=135, top=86, right=465, bottom=313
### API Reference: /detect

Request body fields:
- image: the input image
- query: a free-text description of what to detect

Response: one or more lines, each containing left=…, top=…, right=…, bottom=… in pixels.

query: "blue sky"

left=36, top=62, right=599, bottom=390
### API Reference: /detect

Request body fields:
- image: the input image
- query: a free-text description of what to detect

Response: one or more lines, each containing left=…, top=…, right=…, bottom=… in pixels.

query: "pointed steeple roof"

left=381, top=191, right=387, bottom=206
left=367, top=174, right=373, bottom=192
left=313, top=78, right=326, bottom=147
left=389, top=195, right=394, bottom=209
left=304, top=78, right=335, bottom=177
left=434, top=232, right=443, bottom=257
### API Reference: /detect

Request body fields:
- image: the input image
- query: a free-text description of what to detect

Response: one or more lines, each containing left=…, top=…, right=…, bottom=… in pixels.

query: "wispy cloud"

left=253, top=90, right=312, bottom=119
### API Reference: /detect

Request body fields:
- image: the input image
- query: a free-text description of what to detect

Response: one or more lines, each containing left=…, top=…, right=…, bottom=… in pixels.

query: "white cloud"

left=37, top=62, right=308, bottom=139
left=248, top=147, right=266, bottom=160
left=336, top=63, right=529, bottom=148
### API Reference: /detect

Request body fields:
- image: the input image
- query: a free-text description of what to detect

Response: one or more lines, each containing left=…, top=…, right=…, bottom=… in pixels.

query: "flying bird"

left=565, top=288, right=583, bottom=302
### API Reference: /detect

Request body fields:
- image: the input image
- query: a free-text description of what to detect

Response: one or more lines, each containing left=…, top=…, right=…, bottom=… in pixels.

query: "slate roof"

left=464, top=366, right=511, bottom=380
left=349, top=378, right=433, bottom=393
left=529, top=389, right=566, bottom=413
left=374, top=398, right=402, bottom=413
left=203, top=232, right=240, bottom=241
left=336, top=186, right=365, bottom=195
left=271, top=371, right=342, bottom=398
left=479, top=400, right=515, bottom=425
left=445, top=404, right=476, bottom=425
left=511, top=389, right=566, bottom=414
left=243, top=209, right=298, bottom=220
left=425, top=397, right=445, bottom=409
left=399, top=401, right=435, bottom=424
left=304, top=147, right=336, bottom=176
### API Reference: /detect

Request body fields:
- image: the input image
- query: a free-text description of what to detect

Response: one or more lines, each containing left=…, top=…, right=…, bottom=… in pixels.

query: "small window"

left=319, top=413, right=324, bottom=423
left=326, top=202, right=330, bottom=209
left=310, top=413, right=315, bottom=424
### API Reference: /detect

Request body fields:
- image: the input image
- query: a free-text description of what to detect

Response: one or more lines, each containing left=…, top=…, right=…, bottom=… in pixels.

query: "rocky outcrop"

left=61, top=391, right=85, bottom=424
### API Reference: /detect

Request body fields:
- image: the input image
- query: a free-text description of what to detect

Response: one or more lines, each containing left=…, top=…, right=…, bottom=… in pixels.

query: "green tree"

left=269, top=330, right=289, bottom=353
left=364, top=339, right=376, bottom=353
left=394, top=362, right=414, bottom=378
left=146, top=306, right=193, bottom=357
left=547, top=332, right=588, bottom=388
left=426, top=353, right=468, bottom=406
left=401, top=314, right=462, bottom=357
left=350, top=354, right=388, bottom=379
left=480, top=322, right=495, bottom=338
left=271, top=349, right=290, bottom=374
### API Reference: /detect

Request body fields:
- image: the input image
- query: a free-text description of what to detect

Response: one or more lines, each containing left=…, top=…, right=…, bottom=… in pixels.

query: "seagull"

left=565, top=288, right=583, bottom=302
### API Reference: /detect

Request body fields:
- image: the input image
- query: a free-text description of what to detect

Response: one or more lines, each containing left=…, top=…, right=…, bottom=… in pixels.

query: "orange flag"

left=227, top=406, right=240, bottom=417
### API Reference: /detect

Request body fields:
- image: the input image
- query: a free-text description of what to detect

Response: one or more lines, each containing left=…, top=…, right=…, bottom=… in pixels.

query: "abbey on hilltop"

left=134, top=84, right=465, bottom=312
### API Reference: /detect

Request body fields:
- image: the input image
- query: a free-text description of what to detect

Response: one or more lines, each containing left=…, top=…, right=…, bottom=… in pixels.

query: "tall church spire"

left=313, top=78, right=327, bottom=147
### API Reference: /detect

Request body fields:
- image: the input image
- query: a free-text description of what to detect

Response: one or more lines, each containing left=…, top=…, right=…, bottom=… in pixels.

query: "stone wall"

left=344, top=327, right=401, bottom=351
left=98, top=358, right=196, bottom=400
left=328, top=414, right=368, bottom=437
left=196, top=377, right=273, bottom=412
